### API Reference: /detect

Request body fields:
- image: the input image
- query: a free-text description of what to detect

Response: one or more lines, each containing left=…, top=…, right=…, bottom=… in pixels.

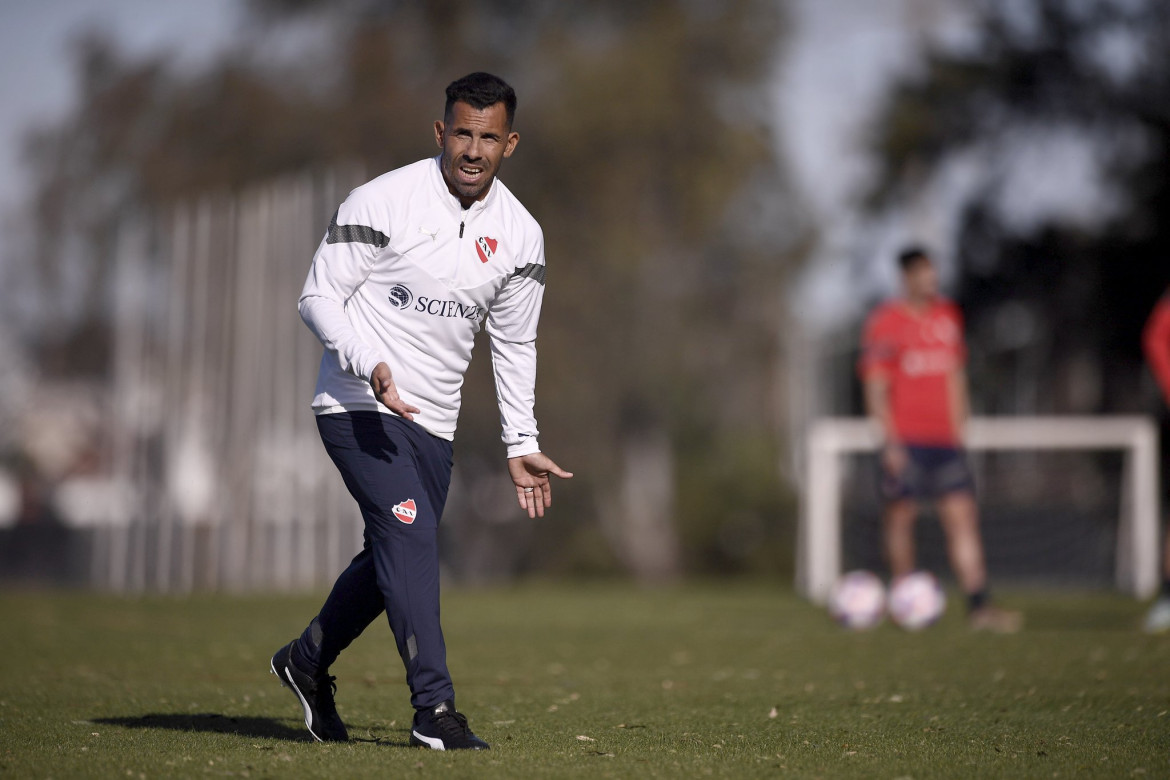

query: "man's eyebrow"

left=451, top=124, right=502, bottom=137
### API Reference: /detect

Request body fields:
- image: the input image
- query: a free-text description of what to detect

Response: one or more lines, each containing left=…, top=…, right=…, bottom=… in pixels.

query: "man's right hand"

left=882, top=440, right=908, bottom=477
left=370, top=362, right=421, bottom=421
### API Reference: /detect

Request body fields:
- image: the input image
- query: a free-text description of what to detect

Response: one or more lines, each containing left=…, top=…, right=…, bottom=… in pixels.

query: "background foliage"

left=10, top=0, right=802, bottom=580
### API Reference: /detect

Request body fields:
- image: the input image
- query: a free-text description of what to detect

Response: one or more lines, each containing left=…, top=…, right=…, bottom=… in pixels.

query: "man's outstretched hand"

left=509, top=452, right=573, bottom=519
left=370, top=362, right=421, bottom=421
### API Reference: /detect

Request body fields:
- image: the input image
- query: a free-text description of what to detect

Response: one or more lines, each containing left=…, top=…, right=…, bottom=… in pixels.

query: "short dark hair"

left=444, top=72, right=517, bottom=127
left=898, top=246, right=931, bottom=271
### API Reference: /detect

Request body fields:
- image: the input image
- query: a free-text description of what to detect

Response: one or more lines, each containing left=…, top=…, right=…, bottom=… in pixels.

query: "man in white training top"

left=270, top=72, right=572, bottom=750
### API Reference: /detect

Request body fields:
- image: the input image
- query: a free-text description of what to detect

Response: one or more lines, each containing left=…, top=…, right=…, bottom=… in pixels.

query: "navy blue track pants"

left=294, top=411, right=455, bottom=711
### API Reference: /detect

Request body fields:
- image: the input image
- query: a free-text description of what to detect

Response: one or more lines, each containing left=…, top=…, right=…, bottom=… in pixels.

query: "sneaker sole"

left=270, top=657, right=326, bottom=743
left=411, top=730, right=446, bottom=750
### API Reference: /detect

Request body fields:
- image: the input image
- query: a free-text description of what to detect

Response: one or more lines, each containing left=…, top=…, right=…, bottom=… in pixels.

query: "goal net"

left=797, top=416, right=1161, bottom=604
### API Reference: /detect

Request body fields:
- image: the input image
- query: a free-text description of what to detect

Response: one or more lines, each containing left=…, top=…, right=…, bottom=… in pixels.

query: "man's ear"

left=503, top=131, right=520, bottom=158
left=434, top=120, right=445, bottom=149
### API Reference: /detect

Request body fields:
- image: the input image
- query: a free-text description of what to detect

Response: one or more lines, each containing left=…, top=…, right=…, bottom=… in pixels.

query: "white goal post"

left=797, top=416, right=1161, bottom=603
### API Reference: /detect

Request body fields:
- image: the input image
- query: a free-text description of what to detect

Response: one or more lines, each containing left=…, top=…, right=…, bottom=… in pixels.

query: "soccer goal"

left=797, top=416, right=1161, bottom=604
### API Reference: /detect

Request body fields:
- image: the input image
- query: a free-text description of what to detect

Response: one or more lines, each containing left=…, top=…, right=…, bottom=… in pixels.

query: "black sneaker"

left=410, top=700, right=490, bottom=750
left=269, top=640, right=349, bottom=742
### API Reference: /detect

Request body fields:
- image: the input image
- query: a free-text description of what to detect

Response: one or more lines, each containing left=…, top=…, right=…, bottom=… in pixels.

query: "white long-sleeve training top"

left=299, top=156, right=545, bottom=458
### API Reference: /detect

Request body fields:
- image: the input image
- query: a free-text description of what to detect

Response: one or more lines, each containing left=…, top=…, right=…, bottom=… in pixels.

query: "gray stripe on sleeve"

left=510, top=262, right=546, bottom=285
left=325, top=209, right=389, bottom=248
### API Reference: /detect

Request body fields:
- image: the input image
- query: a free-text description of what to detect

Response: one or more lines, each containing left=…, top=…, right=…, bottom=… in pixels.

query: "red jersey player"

left=859, top=247, right=1021, bottom=632
left=1142, top=290, right=1170, bottom=633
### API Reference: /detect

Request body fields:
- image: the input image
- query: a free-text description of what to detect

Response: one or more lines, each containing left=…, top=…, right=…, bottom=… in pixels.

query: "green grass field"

left=0, top=583, right=1166, bottom=778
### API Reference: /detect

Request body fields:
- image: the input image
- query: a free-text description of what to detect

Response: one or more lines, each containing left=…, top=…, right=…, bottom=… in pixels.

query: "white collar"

left=430, top=155, right=497, bottom=215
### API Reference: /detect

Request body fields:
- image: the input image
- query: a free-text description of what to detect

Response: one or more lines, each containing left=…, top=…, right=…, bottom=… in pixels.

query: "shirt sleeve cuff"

left=506, top=439, right=541, bottom=459
left=354, top=351, right=389, bottom=383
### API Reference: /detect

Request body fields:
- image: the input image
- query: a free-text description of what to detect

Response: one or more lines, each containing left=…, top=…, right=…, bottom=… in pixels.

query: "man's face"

left=434, top=101, right=519, bottom=206
left=903, top=258, right=939, bottom=300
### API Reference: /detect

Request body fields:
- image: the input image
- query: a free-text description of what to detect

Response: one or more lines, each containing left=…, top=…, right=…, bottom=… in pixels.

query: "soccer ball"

left=887, top=571, right=946, bottom=631
left=828, top=570, right=887, bottom=630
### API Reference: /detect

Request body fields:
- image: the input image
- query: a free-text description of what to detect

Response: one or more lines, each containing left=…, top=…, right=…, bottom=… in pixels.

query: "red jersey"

left=859, top=298, right=966, bottom=446
left=1144, top=293, right=1170, bottom=406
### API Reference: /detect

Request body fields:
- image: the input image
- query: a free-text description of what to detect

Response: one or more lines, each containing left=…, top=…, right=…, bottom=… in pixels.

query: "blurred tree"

left=18, top=0, right=805, bottom=580
left=869, top=0, right=1170, bottom=418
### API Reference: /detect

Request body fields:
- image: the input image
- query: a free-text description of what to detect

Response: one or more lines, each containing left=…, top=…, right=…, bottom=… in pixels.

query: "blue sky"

left=0, top=0, right=239, bottom=214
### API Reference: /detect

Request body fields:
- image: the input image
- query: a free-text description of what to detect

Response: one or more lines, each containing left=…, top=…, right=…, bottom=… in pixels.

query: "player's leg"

left=935, top=490, right=987, bottom=596
left=271, top=548, right=384, bottom=738
left=1141, top=456, right=1170, bottom=632
left=366, top=464, right=454, bottom=713
left=879, top=446, right=919, bottom=578
left=936, top=489, right=1020, bottom=632
left=295, top=546, right=385, bottom=672
left=372, top=416, right=487, bottom=750
left=1142, top=519, right=1170, bottom=633
left=312, top=411, right=457, bottom=706
left=1164, top=526, right=1170, bottom=584
left=320, top=411, right=485, bottom=748
left=925, top=447, right=985, bottom=595
left=924, top=446, right=1020, bottom=632
left=291, top=412, right=408, bottom=673
left=883, top=499, right=919, bottom=579
left=269, top=412, right=393, bottom=742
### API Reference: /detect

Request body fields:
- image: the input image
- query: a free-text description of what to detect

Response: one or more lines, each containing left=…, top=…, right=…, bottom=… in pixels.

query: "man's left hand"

left=508, top=453, right=573, bottom=519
